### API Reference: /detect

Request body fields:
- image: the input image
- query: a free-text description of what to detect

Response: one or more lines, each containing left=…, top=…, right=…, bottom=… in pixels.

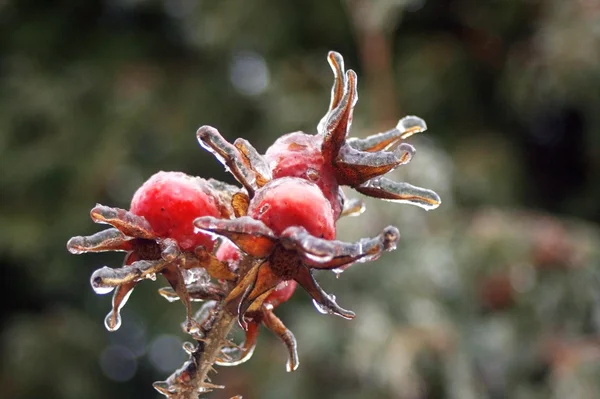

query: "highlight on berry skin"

left=66, top=51, right=441, bottom=398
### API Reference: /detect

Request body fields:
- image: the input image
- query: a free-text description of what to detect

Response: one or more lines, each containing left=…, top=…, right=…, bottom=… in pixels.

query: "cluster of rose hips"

left=67, top=51, right=440, bottom=396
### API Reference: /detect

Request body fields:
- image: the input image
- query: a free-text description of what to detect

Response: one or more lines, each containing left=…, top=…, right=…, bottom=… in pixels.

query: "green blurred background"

left=2, top=0, right=600, bottom=398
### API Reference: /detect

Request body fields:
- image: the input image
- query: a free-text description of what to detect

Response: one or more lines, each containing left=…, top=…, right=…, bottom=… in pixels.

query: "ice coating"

left=356, top=177, right=442, bottom=211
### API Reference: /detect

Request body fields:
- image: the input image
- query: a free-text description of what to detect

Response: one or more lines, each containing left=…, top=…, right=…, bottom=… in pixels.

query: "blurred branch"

left=344, top=0, right=405, bottom=127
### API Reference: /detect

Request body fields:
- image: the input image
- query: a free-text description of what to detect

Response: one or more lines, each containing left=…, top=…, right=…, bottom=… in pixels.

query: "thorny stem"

left=190, top=307, right=236, bottom=396
left=155, top=256, right=257, bottom=399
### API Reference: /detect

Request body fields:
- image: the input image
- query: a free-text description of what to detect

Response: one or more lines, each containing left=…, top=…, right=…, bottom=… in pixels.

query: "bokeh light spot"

left=229, top=51, right=270, bottom=96
left=100, top=345, right=137, bottom=382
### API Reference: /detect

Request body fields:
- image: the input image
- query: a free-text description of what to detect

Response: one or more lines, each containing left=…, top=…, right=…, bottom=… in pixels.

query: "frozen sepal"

left=356, top=177, right=441, bottom=211
left=280, top=225, right=399, bottom=270
left=335, top=142, right=416, bottom=186
left=233, top=138, right=272, bottom=187
left=194, top=216, right=277, bottom=258
left=346, top=116, right=427, bottom=152
left=104, top=281, right=135, bottom=331
left=216, top=321, right=259, bottom=367
left=90, top=204, right=155, bottom=239
left=90, top=259, right=166, bottom=293
left=228, top=262, right=282, bottom=328
left=317, top=51, right=346, bottom=134
left=262, top=308, right=300, bottom=372
left=67, top=228, right=132, bottom=254
left=321, top=69, right=358, bottom=162
left=295, top=266, right=355, bottom=320
left=193, top=246, right=237, bottom=281
left=197, top=125, right=268, bottom=196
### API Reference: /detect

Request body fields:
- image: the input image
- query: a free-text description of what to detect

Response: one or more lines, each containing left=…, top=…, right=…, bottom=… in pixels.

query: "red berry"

left=247, top=177, right=335, bottom=240
left=216, top=240, right=241, bottom=274
left=264, top=132, right=341, bottom=219
left=130, top=171, right=221, bottom=251
left=264, top=280, right=297, bottom=309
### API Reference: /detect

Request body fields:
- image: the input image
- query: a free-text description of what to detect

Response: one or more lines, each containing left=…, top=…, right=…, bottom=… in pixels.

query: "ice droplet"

left=93, top=285, right=115, bottom=295
left=105, top=310, right=122, bottom=331
left=90, top=270, right=115, bottom=295
left=331, top=268, right=344, bottom=278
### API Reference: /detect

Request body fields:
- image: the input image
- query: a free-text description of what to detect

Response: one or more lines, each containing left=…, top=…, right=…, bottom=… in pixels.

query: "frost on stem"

left=67, top=51, right=441, bottom=398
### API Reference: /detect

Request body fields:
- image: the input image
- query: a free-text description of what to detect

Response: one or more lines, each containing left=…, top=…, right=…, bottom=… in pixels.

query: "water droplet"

left=93, top=285, right=114, bottom=295
left=332, top=268, right=344, bottom=278
left=90, top=275, right=115, bottom=294
left=90, top=267, right=116, bottom=294
left=105, top=310, right=122, bottom=331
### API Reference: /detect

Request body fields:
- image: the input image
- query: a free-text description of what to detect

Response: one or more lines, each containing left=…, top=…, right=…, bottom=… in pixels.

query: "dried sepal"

left=194, top=216, right=277, bottom=258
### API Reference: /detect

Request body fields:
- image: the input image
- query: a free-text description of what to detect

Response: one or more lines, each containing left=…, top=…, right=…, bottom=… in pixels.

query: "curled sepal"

left=67, top=228, right=132, bottom=254
left=317, top=51, right=346, bottom=134
left=197, top=125, right=261, bottom=196
left=295, top=266, right=355, bottom=320
left=90, top=204, right=155, bottom=239
left=346, top=116, right=427, bottom=152
left=194, top=246, right=237, bottom=281
left=262, top=309, right=300, bottom=372
left=215, top=321, right=259, bottom=367
left=104, top=281, right=136, bottom=331
left=356, top=177, right=441, bottom=211
left=280, top=225, right=399, bottom=270
left=321, top=69, right=358, bottom=162
left=334, top=142, right=415, bottom=186
left=194, top=216, right=277, bottom=258
left=225, top=262, right=281, bottom=328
